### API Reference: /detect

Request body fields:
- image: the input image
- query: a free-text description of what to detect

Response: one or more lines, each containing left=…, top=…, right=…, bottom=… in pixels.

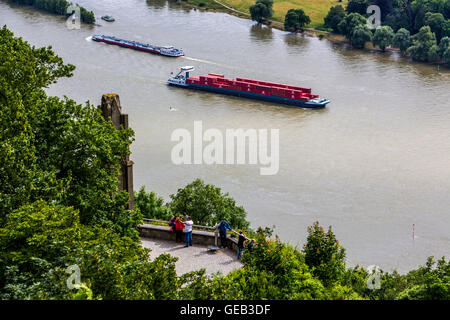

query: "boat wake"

left=85, top=36, right=92, bottom=42
left=182, top=56, right=228, bottom=68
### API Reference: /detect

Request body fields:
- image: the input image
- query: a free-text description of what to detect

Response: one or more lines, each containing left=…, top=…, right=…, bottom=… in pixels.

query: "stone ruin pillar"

left=101, top=93, right=134, bottom=210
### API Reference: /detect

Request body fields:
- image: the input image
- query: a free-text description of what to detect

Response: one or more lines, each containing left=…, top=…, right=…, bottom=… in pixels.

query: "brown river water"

left=1, top=0, right=449, bottom=273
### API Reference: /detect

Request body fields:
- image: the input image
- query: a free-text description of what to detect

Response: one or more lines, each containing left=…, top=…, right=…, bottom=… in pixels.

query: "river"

left=1, top=0, right=449, bottom=273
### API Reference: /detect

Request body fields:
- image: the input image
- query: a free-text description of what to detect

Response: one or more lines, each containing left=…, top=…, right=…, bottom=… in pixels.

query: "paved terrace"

left=139, top=219, right=245, bottom=276
left=141, top=238, right=243, bottom=276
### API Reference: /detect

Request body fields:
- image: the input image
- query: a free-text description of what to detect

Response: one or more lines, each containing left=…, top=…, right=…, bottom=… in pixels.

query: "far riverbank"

left=179, top=0, right=448, bottom=68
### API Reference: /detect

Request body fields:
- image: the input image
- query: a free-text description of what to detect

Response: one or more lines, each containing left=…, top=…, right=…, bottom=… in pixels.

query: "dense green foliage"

left=372, top=25, right=395, bottom=50
left=0, top=25, right=190, bottom=299
left=346, top=0, right=370, bottom=15
left=303, top=222, right=346, bottom=287
left=324, top=5, right=347, bottom=32
left=393, top=27, right=413, bottom=53
left=169, top=179, right=249, bottom=230
left=12, top=0, right=95, bottom=24
left=338, top=12, right=368, bottom=39
left=249, top=0, right=274, bottom=23
left=134, top=186, right=172, bottom=221
left=407, top=25, right=438, bottom=61
left=284, top=8, right=311, bottom=32
left=134, top=179, right=249, bottom=230
left=351, top=24, right=373, bottom=47
left=323, top=0, right=450, bottom=64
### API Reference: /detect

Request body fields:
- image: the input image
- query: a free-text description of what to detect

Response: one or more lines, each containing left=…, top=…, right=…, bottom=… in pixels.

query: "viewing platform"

left=139, top=219, right=246, bottom=275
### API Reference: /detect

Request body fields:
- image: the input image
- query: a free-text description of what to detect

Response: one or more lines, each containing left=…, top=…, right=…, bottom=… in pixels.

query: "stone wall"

left=139, top=224, right=239, bottom=251
left=100, top=93, right=134, bottom=210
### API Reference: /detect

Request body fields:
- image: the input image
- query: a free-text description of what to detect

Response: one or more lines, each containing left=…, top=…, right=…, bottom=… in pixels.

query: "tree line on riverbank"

left=324, top=0, right=450, bottom=64
left=1, top=25, right=449, bottom=300
left=247, top=0, right=450, bottom=65
left=11, top=0, right=95, bottom=24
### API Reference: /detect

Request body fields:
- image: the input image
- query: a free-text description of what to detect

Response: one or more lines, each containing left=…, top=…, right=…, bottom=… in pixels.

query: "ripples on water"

left=1, top=0, right=449, bottom=273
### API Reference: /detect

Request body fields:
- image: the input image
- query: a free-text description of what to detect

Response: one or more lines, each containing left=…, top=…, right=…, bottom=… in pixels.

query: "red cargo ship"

left=167, top=66, right=330, bottom=108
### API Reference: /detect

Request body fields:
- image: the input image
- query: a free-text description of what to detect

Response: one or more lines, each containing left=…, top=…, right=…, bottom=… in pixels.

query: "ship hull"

left=92, top=37, right=183, bottom=57
left=169, top=82, right=328, bottom=109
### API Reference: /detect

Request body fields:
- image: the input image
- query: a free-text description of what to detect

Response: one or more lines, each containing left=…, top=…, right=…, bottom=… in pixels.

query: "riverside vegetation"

left=248, top=0, right=450, bottom=65
left=322, top=0, right=450, bottom=64
left=10, top=0, right=95, bottom=24
left=10, top=0, right=450, bottom=65
left=184, top=0, right=450, bottom=65
left=0, top=26, right=449, bottom=300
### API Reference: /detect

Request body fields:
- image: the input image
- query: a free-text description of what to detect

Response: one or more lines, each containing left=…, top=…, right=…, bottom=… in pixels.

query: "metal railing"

left=141, top=218, right=252, bottom=246
left=142, top=218, right=217, bottom=232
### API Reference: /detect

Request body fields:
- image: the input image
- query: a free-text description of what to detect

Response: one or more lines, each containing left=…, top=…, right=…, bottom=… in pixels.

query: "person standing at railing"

left=218, top=218, right=232, bottom=248
left=237, top=230, right=246, bottom=260
left=175, top=216, right=184, bottom=244
left=168, top=216, right=176, bottom=232
left=184, top=216, right=194, bottom=247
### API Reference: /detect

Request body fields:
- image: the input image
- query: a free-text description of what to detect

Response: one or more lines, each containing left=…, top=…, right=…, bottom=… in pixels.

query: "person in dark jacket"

left=237, top=230, right=246, bottom=260
left=218, top=218, right=232, bottom=248
left=168, top=216, right=176, bottom=232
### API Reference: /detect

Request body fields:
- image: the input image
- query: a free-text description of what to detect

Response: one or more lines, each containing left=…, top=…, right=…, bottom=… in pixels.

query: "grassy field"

left=220, top=0, right=348, bottom=28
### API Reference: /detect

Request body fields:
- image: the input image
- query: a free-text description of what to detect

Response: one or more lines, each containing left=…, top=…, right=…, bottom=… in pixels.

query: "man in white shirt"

left=184, top=216, right=194, bottom=247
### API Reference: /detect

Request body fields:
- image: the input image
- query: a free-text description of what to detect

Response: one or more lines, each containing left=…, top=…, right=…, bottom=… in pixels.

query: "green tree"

left=134, top=186, right=172, bottom=220
left=396, top=257, right=450, bottom=300
left=351, top=24, right=373, bottom=48
left=442, top=46, right=450, bottom=65
left=324, top=5, right=346, bottom=32
left=393, top=28, right=412, bottom=53
left=15, top=0, right=96, bottom=23
left=427, top=44, right=440, bottom=61
left=346, top=0, right=369, bottom=15
left=303, top=221, right=346, bottom=287
left=0, top=26, right=140, bottom=238
left=284, top=8, right=311, bottom=32
left=169, top=179, right=249, bottom=230
left=337, top=12, right=367, bottom=39
left=80, top=7, right=95, bottom=24
left=438, top=36, right=450, bottom=56
left=373, top=0, right=393, bottom=20
left=407, top=25, right=438, bottom=61
left=249, top=0, right=273, bottom=23
left=424, top=11, right=446, bottom=41
left=0, top=200, right=188, bottom=300
left=0, top=25, right=73, bottom=224
left=443, top=19, right=450, bottom=37
left=373, top=25, right=394, bottom=51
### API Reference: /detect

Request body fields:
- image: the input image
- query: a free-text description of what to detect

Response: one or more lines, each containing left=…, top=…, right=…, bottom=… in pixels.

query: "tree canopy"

left=407, top=25, right=438, bottom=61
left=393, top=28, right=412, bottom=53
left=373, top=25, right=395, bottom=51
left=169, top=179, right=249, bottom=230
left=338, top=12, right=368, bottom=40
left=324, top=5, right=347, bottom=32
left=11, top=0, right=95, bottom=23
left=323, top=0, right=450, bottom=64
left=249, top=0, right=274, bottom=23
left=284, top=9, right=311, bottom=32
